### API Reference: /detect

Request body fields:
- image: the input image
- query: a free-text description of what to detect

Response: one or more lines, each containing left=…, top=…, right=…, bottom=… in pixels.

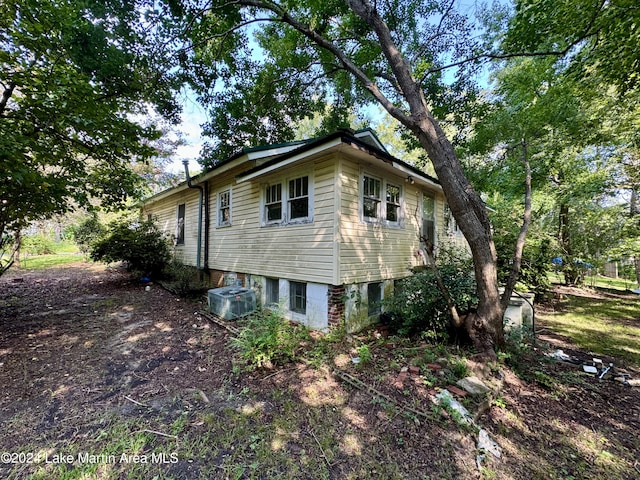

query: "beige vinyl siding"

left=208, top=156, right=337, bottom=284
left=142, top=189, right=201, bottom=266
left=338, top=158, right=445, bottom=284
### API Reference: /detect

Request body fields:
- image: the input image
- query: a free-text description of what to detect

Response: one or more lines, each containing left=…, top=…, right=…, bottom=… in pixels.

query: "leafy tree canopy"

left=504, top=0, right=640, bottom=92
left=0, top=0, right=183, bottom=238
left=173, top=0, right=489, bottom=164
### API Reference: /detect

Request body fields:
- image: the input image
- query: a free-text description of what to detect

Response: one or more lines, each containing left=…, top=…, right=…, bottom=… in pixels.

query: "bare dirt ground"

left=1, top=263, right=639, bottom=479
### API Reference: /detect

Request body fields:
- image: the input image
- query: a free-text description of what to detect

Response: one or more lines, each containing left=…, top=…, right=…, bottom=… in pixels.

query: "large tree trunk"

left=344, top=0, right=505, bottom=357
left=255, top=0, right=508, bottom=357
left=409, top=115, right=504, bottom=357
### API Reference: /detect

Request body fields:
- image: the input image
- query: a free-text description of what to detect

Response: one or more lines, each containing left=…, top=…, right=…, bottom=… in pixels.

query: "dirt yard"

left=1, top=263, right=639, bottom=479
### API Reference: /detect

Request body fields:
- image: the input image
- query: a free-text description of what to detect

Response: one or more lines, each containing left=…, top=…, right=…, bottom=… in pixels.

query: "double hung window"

left=362, top=174, right=402, bottom=226
left=176, top=203, right=185, bottom=245
left=422, top=194, right=436, bottom=245
left=363, top=175, right=381, bottom=220
left=263, top=175, right=311, bottom=225
left=265, top=184, right=282, bottom=223
left=288, top=176, right=309, bottom=220
left=218, top=189, right=231, bottom=226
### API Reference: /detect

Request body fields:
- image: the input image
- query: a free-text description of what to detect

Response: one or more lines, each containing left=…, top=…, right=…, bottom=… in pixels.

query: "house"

left=140, top=128, right=466, bottom=332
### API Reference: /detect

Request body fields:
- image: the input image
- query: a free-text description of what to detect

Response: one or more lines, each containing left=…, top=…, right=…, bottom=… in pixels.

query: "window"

left=363, top=175, right=381, bottom=219
left=367, top=282, right=382, bottom=316
left=266, top=278, right=279, bottom=306
left=386, top=183, right=401, bottom=222
left=444, top=203, right=460, bottom=235
left=175, top=203, right=185, bottom=245
left=218, top=189, right=231, bottom=226
left=422, top=194, right=436, bottom=245
left=362, top=174, right=402, bottom=225
left=262, top=175, right=311, bottom=226
left=288, top=176, right=309, bottom=220
left=289, top=281, right=307, bottom=314
left=265, top=184, right=282, bottom=222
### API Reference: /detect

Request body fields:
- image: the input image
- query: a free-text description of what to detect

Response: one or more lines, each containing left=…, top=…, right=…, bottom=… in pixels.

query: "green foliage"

left=73, top=215, right=106, bottom=255
left=21, top=234, right=56, bottom=256
left=355, top=344, right=372, bottom=365
left=1, top=0, right=183, bottom=268
left=383, top=245, right=477, bottom=337
left=175, top=0, right=487, bottom=164
left=232, top=309, right=311, bottom=369
left=162, top=259, right=208, bottom=297
left=89, top=219, right=171, bottom=277
left=505, top=0, right=640, bottom=92
left=486, top=193, right=554, bottom=297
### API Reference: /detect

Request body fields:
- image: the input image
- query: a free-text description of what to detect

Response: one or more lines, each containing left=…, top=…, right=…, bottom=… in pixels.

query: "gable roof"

left=142, top=128, right=439, bottom=205
left=235, top=128, right=440, bottom=189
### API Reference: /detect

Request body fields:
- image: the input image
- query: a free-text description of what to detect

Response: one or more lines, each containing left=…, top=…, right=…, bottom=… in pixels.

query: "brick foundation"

left=327, top=284, right=346, bottom=326
left=208, top=270, right=246, bottom=288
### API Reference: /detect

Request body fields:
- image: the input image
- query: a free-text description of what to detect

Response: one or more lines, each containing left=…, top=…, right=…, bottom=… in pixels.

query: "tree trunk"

left=409, top=116, right=504, bottom=357
left=13, top=229, right=21, bottom=269
left=343, top=0, right=505, bottom=357
left=630, top=190, right=640, bottom=287
left=501, top=141, right=533, bottom=310
left=558, top=203, right=580, bottom=285
left=262, top=0, right=508, bottom=358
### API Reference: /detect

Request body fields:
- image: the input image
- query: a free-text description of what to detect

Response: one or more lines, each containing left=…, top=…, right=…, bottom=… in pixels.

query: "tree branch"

left=0, top=83, right=16, bottom=117
left=501, top=140, right=532, bottom=310
left=232, top=0, right=414, bottom=125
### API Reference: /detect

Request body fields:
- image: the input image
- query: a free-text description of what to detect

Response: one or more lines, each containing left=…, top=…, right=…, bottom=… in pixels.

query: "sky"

left=167, top=87, right=209, bottom=175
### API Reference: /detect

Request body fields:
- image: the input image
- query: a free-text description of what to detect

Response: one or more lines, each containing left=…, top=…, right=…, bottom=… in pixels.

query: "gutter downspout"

left=183, top=160, right=203, bottom=270
left=203, top=180, right=210, bottom=270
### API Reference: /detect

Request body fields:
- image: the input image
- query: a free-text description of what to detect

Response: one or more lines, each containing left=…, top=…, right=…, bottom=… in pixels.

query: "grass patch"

left=538, top=292, right=640, bottom=366
left=18, top=253, right=85, bottom=270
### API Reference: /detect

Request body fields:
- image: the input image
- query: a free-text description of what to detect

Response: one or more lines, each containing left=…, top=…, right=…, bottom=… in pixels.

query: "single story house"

left=140, top=128, right=466, bottom=331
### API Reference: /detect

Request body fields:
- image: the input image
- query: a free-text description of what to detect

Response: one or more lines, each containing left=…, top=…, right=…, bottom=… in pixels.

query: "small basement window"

left=289, top=281, right=307, bottom=314
left=265, top=278, right=279, bottom=306
left=368, top=282, right=382, bottom=316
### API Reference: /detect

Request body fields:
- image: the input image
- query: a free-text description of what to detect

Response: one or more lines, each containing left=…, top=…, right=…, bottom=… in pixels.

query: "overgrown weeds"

left=232, top=308, right=311, bottom=369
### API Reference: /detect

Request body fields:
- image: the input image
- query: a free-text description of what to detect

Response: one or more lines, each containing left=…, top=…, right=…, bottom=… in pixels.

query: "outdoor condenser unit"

left=207, top=287, right=256, bottom=320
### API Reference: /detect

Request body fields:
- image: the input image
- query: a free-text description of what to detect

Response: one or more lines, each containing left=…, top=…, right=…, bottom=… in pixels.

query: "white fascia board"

left=237, top=138, right=343, bottom=183
left=245, top=143, right=306, bottom=161
left=391, top=161, right=442, bottom=192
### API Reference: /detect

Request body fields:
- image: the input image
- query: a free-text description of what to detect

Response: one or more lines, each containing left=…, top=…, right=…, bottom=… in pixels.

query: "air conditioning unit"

left=207, top=287, right=256, bottom=320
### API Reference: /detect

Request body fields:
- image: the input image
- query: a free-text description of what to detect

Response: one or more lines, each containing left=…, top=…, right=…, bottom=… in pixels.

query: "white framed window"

left=265, top=184, right=282, bottom=223
left=363, top=175, right=382, bottom=220
left=262, top=175, right=312, bottom=226
left=218, top=189, right=231, bottom=227
left=175, top=203, right=185, bottom=245
left=288, top=176, right=309, bottom=221
left=422, top=193, right=436, bottom=245
left=386, top=183, right=401, bottom=223
left=444, top=203, right=460, bottom=236
left=362, top=173, right=403, bottom=226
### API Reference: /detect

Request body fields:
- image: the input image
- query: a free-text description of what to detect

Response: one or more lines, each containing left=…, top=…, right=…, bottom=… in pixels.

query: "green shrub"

left=21, top=234, right=56, bottom=255
left=162, top=259, right=208, bottom=297
left=90, top=218, right=171, bottom=277
left=383, top=244, right=477, bottom=338
left=232, top=309, right=311, bottom=369
left=73, top=214, right=106, bottom=255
